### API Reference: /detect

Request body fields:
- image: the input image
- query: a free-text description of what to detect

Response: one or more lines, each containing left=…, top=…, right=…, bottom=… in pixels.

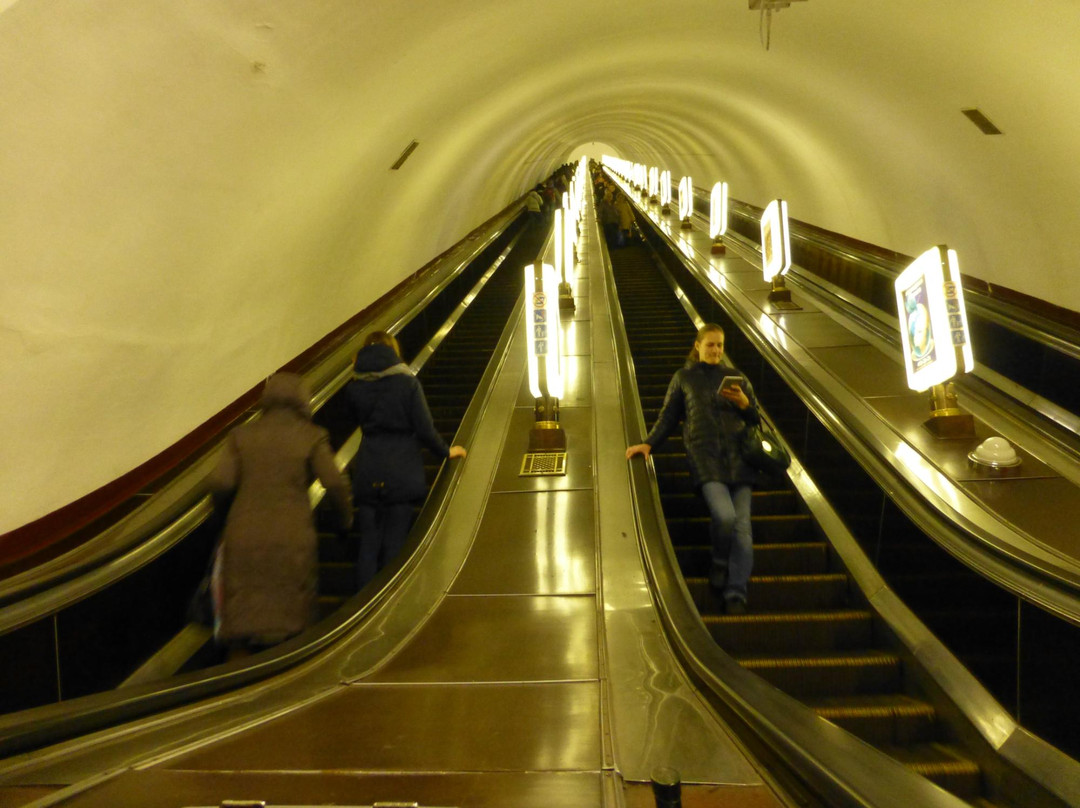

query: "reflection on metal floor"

left=11, top=207, right=788, bottom=808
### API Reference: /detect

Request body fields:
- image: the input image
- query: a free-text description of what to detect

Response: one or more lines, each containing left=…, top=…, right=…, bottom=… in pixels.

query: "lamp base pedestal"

left=680, top=218, right=693, bottom=230
left=529, top=421, right=567, bottom=452
left=923, top=411, right=975, bottom=439
left=711, top=239, right=726, bottom=255
left=661, top=205, right=671, bottom=216
left=558, top=281, right=575, bottom=312
left=767, top=287, right=792, bottom=303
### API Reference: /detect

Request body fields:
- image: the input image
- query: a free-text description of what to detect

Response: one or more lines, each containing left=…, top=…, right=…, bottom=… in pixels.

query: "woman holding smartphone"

left=626, top=323, right=761, bottom=613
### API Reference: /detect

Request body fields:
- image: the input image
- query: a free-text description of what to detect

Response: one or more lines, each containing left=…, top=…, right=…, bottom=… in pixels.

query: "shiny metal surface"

left=450, top=490, right=596, bottom=595
left=27, top=770, right=604, bottom=808
left=168, top=682, right=602, bottom=773
left=586, top=208, right=769, bottom=787
left=767, top=312, right=869, bottom=350
left=812, top=345, right=913, bottom=398
left=867, top=394, right=1058, bottom=482
left=4, top=203, right=791, bottom=808
left=611, top=173, right=1080, bottom=806
left=366, top=595, right=599, bottom=683
left=489, top=407, right=594, bottom=494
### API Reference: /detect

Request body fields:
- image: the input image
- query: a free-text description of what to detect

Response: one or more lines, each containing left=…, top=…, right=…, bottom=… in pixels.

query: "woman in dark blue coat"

left=626, top=324, right=760, bottom=613
left=345, top=331, right=466, bottom=586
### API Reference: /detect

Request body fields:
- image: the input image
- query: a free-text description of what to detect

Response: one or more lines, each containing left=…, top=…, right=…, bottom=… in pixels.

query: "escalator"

left=607, top=237, right=1058, bottom=808
left=0, top=209, right=550, bottom=756
left=312, top=216, right=546, bottom=614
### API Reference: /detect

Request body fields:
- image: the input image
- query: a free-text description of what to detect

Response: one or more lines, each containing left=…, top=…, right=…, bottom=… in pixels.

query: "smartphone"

left=719, top=375, right=744, bottom=394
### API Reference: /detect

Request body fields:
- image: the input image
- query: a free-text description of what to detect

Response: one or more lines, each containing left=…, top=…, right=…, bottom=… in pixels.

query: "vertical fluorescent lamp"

left=554, top=208, right=565, bottom=282
left=678, top=176, right=693, bottom=229
left=710, top=182, right=729, bottom=254
left=649, top=167, right=659, bottom=202
left=709, top=182, right=729, bottom=238
left=563, top=209, right=575, bottom=281
left=660, top=170, right=672, bottom=213
left=760, top=199, right=791, bottom=281
left=525, top=263, right=564, bottom=399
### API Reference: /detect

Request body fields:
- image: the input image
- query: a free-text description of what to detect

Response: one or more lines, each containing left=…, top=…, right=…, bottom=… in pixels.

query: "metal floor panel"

left=165, top=681, right=602, bottom=773
left=365, top=595, right=599, bottom=683
left=490, top=407, right=594, bottom=494
left=450, top=490, right=596, bottom=595
left=812, top=344, right=912, bottom=398
left=767, top=311, right=869, bottom=349
left=40, top=770, right=605, bottom=808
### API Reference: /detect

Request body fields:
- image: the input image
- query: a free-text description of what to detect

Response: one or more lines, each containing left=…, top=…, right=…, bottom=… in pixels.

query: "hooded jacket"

left=209, top=373, right=352, bottom=644
left=345, top=343, right=450, bottom=504
left=646, top=360, right=761, bottom=487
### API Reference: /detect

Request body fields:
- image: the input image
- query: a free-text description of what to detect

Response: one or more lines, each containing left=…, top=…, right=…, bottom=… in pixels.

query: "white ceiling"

left=1, top=0, right=1077, bottom=533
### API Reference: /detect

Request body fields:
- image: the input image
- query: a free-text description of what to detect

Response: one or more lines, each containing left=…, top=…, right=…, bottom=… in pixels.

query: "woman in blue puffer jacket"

left=345, top=331, right=466, bottom=586
left=626, top=323, right=760, bottom=613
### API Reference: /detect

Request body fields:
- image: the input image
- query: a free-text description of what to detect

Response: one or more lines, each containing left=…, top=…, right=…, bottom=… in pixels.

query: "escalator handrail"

left=692, top=186, right=1080, bottom=362
left=0, top=206, right=523, bottom=618
left=597, top=223, right=973, bottom=808
left=607, top=183, right=1080, bottom=806
left=0, top=270, right=528, bottom=758
left=627, top=176, right=1080, bottom=621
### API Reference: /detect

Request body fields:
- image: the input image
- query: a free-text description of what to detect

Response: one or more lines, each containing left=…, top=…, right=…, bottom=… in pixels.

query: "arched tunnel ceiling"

left=1, top=0, right=1078, bottom=532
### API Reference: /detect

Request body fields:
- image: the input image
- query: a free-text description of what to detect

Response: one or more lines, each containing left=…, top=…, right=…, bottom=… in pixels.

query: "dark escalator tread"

left=883, top=743, right=984, bottom=800
left=675, top=542, right=830, bottom=577
left=686, top=573, right=849, bottom=613
left=736, top=650, right=903, bottom=697
left=805, top=693, right=938, bottom=746
left=703, top=609, right=875, bottom=653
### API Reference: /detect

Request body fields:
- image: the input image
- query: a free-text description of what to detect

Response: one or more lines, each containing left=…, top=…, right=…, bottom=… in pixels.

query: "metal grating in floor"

left=519, top=452, right=567, bottom=477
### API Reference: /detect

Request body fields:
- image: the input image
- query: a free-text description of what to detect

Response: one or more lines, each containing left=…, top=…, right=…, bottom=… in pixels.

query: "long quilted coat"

left=646, top=360, right=762, bottom=488
left=209, top=374, right=352, bottom=645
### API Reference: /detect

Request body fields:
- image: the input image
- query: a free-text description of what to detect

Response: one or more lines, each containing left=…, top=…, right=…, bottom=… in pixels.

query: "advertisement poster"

left=902, top=275, right=937, bottom=374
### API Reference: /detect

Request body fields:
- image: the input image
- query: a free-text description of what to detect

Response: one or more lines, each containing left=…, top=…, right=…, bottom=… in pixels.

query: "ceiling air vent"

left=961, top=109, right=1002, bottom=135
left=390, top=140, right=420, bottom=170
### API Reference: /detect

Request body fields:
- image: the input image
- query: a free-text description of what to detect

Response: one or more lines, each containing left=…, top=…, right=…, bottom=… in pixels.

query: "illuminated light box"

left=760, top=199, right=791, bottom=281
left=525, top=263, right=564, bottom=399
left=660, top=171, right=672, bottom=207
left=678, top=176, right=694, bottom=221
left=894, top=245, right=974, bottom=392
left=649, top=167, right=659, bottom=199
left=710, top=182, right=729, bottom=239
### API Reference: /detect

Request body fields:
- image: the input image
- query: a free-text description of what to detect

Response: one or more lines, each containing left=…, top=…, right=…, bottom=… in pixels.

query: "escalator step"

left=737, top=651, right=902, bottom=697
left=806, top=694, right=938, bottom=746
left=883, top=743, right=983, bottom=800
left=704, top=610, right=875, bottom=653
left=686, top=573, right=849, bottom=613
left=676, top=542, right=829, bottom=576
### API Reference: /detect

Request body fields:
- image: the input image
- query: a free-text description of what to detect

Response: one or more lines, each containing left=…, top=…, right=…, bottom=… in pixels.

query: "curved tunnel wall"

left=1, top=0, right=1078, bottom=535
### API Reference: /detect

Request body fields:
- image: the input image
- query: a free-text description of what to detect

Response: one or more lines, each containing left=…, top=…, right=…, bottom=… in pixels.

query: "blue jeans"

left=356, top=502, right=415, bottom=588
left=700, top=482, right=753, bottom=602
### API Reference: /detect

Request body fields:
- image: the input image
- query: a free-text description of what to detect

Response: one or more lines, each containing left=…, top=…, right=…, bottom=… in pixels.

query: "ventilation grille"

left=961, top=109, right=1002, bottom=135
left=520, top=452, right=567, bottom=477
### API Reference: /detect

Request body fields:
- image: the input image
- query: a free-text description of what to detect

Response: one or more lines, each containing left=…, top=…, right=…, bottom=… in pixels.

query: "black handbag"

left=740, top=424, right=791, bottom=476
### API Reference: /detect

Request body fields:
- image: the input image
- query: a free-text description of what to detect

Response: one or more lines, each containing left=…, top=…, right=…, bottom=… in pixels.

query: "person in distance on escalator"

left=209, top=372, right=353, bottom=658
left=345, top=331, right=466, bottom=588
left=625, top=324, right=761, bottom=614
